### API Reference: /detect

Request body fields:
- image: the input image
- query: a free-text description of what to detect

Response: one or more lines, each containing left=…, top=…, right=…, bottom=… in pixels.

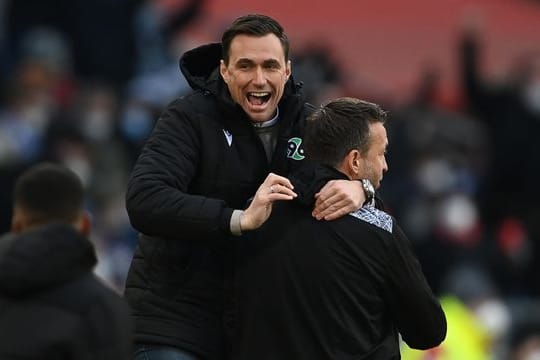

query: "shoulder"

left=348, top=206, right=394, bottom=233
left=166, top=91, right=217, bottom=115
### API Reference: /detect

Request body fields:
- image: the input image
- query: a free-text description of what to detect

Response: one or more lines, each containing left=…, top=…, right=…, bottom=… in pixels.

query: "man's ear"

left=285, top=60, right=291, bottom=80
left=350, top=150, right=362, bottom=178
left=11, top=207, right=24, bottom=233
left=220, top=60, right=229, bottom=83
left=77, top=211, right=92, bottom=237
left=339, top=149, right=361, bottom=180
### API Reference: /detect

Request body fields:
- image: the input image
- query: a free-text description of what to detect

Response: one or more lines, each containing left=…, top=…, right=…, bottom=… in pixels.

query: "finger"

left=267, top=173, right=294, bottom=190
left=269, top=183, right=297, bottom=197
left=314, top=192, right=347, bottom=212
left=268, top=192, right=297, bottom=202
left=322, top=203, right=354, bottom=221
left=313, top=196, right=349, bottom=220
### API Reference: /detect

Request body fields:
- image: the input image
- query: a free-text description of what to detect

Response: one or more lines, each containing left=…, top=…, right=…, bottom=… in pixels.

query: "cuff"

left=230, top=210, right=244, bottom=236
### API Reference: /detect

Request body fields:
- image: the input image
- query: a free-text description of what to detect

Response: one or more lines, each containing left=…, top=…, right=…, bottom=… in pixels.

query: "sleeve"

left=382, top=222, right=447, bottom=350
left=125, top=99, right=234, bottom=241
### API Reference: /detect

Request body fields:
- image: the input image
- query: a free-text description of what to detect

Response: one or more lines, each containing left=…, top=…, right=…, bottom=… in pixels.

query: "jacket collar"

left=290, top=162, right=349, bottom=207
left=0, top=223, right=97, bottom=298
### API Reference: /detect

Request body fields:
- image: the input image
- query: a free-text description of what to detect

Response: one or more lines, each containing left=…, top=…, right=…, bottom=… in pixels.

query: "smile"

left=247, top=92, right=271, bottom=106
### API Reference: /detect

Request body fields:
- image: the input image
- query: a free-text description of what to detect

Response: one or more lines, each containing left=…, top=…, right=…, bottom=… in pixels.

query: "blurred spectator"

left=460, top=23, right=540, bottom=295
left=292, top=42, right=345, bottom=105
left=381, top=67, right=490, bottom=294
left=6, top=0, right=142, bottom=88
left=0, top=163, right=132, bottom=359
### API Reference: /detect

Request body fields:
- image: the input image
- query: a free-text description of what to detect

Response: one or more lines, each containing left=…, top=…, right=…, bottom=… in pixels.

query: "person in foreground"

left=125, top=14, right=367, bottom=360
left=0, top=163, right=132, bottom=359
left=234, top=97, right=447, bottom=359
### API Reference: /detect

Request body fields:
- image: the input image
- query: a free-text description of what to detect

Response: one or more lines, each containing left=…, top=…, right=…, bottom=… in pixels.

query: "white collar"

left=252, top=107, right=279, bottom=128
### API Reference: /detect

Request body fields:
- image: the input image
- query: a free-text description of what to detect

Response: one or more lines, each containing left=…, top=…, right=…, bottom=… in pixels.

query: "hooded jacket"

left=233, top=163, right=447, bottom=359
left=124, top=43, right=311, bottom=358
left=0, top=224, right=132, bottom=359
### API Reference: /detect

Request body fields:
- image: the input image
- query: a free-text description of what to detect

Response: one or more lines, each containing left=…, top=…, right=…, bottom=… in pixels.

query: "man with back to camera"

left=0, top=163, right=132, bottom=359
left=125, top=14, right=370, bottom=360
left=233, top=98, right=447, bottom=359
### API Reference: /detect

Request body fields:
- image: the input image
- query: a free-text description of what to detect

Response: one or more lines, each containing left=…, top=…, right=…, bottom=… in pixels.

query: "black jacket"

left=0, top=224, right=132, bottom=359
left=233, top=164, right=447, bottom=360
left=124, top=43, right=311, bottom=359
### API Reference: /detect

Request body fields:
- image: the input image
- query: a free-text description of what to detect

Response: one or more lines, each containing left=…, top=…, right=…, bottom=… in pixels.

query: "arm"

left=384, top=223, right=447, bottom=349
left=312, top=180, right=366, bottom=220
left=125, top=100, right=233, bottom=240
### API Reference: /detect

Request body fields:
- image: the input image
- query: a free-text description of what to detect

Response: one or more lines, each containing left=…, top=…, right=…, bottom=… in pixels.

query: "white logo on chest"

left=223, top=129, right=233, bottom=147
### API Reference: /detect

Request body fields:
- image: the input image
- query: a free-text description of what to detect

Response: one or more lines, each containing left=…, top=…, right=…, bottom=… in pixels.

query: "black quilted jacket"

left=124, top=42, right=311, bottom=359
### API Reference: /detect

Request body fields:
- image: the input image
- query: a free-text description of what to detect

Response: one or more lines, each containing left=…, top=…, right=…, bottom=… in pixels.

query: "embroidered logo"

left=287, top=137, right=305, bottom=160
left=223, top=129, right=233, bottom=147
left=349, top=207, right=393, bottom=233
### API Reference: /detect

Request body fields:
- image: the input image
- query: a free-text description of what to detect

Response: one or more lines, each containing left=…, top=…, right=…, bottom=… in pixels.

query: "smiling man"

left=220, top=32, right=291, bottom=123
left=125, top=14, right=369, bottom=360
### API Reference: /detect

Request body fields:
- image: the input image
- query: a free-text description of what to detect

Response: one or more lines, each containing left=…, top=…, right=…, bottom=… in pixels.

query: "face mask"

left=62, top=154, right=92, bottom=188
left=523, top=350, right=540, bottom=360
left=523, top=81, right=540, bottom=115
left=473, top=299, right=510, bottom=340
left=82, top=109, right=114, bottom=142
left=20, top=103, right=51, bottom=131
left=120, top=106, right=153, bottom=141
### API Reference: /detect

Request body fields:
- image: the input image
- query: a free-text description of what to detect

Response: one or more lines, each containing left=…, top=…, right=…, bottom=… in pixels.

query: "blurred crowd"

left=1, top=0, right=539, bottom=358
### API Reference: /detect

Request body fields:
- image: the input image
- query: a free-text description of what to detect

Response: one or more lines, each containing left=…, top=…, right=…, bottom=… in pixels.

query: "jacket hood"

left=179, top=42, right=302, bottom=98
left=0, top=223, right=97, bottom=298
left=290, top=162, right=349, bottom=208
left=179, top=42, right=223, bottom=92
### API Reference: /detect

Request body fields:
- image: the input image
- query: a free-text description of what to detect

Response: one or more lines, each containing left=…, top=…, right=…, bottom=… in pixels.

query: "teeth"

left=249, top=92, right=270, bottom=97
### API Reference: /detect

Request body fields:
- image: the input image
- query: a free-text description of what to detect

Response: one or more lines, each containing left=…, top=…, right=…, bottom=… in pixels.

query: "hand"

left=312, top=179, right=365, bottom=221
left=240, top=173, right=297, bottom=231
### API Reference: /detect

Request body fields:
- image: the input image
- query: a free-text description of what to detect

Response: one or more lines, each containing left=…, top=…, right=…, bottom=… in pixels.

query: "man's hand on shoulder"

left=312, top=180, right=365, bottom=221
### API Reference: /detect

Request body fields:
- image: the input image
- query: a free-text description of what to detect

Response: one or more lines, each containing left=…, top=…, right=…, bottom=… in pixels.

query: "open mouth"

left=247, top=92, right=271, bottom=106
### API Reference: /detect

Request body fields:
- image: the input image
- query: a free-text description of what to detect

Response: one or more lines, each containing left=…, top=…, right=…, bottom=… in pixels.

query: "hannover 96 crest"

left=287, top=137, right=305, bottom=160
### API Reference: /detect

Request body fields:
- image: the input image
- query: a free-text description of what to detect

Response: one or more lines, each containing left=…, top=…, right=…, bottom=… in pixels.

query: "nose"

left=252, top=66, right=266, bottom=86
left=383, top=157, right=389, bottom=172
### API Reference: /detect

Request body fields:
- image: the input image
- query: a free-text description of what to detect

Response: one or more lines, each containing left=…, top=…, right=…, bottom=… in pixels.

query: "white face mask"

left=473, top=299, right=510, bottom=340
left=82, top=109, right=114, bottom=142
left=523, top=81, right=540, bottom=115
left=523, top=350, right=540, bottom=360
left=20, top=103, right=51, bottom=131
left=62, top=154, right=92, bottom=188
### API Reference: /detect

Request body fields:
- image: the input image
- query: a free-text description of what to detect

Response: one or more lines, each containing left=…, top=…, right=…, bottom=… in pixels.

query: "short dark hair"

left=304, top=97, right=387, bottom=167
left=13, top=163, right=85, bottom=224
left=221, top=14, right=289, bottom=64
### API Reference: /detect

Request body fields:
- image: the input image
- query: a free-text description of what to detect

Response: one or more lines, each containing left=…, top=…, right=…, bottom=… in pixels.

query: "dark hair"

left=304, top=97, right=387, bottom=167
left=13, top=163, right=85, bottom=224
left=221, top=14, right=289, bottom=64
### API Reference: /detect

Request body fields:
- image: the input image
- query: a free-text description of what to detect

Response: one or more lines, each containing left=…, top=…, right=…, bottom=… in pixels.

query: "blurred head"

left=11, top=163, right=89, bottom=235
left=220, top=14, right=291, bottom=123
left=304, top=97, right=388, bottom=188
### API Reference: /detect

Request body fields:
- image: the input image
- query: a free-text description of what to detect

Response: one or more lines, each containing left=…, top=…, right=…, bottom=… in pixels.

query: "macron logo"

left=223, top=129, right=233, bottom=146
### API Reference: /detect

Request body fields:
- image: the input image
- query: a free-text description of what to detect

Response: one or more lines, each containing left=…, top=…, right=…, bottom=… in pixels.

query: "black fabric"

left=232, top=163, right=447, bottom=360
left=0, top=224, right=132, bottom=359
left=124, top=42, right=312, bottom=359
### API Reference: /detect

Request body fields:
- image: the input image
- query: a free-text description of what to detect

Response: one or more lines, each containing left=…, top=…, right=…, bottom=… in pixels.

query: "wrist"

left=230, top=210, right=244, bottom=236
left=360, top=179, right=375, bottom=207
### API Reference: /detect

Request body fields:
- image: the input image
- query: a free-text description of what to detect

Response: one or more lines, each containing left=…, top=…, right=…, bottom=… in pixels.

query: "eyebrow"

left=234, top=58, right=282, bottom=68
left=263, top=59, right=281, bottom=68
